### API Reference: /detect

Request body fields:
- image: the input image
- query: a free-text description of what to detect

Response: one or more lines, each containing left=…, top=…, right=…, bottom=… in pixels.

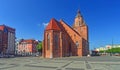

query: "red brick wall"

left=43, top=12, right=89, bottom=58
left=44, top=30, right=53, bottom=58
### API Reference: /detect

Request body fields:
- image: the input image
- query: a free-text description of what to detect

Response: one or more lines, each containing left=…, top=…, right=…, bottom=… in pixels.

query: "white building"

left=96, top=44, right=120, bottom=52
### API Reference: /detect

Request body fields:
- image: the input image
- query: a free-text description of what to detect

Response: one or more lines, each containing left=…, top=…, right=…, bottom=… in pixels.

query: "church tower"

left=73, top=10, right=88, bottom=41
left=43, top=10, right=89, bottom=58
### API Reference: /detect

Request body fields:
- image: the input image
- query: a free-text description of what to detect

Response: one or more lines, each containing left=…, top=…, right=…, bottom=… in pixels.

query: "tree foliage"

left=99, top=47, right=120, bottom=53
left=99, top=50, right=104, bottom=53
left=107, top=47, right=120, bottom=53
left=36, top=42, right=42, bottom=52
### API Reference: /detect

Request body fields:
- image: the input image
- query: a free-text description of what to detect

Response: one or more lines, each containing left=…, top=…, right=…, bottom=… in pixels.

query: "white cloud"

left=37, top=22, right=48, bottom=28
left=42, top=22, right=48, bottom=27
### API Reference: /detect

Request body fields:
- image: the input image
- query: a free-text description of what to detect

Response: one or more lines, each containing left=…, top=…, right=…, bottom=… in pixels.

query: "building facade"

left=0, top=25, right=15, bottom=55
left=16, top=39, right=38, bottom=56
left=96, top=44, right=120, bottom=52
left=43, top=10, right=89, bottom=58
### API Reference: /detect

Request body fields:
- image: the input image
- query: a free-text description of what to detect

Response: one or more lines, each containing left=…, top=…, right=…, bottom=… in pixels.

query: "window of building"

left=85, top=42, right=88, bottom=48
left=0, top=38, right=1, bottom=42
left=76, top=41, right=79, bottom=47
left=47, top=34, right=50, bottom=50
left=0, top=31, right=2, bottom=42
left=54, top=34, right=59, bottom=49
left=4, top=28, right=8, bottom=33
left=79, top=21, right=80, bottom=26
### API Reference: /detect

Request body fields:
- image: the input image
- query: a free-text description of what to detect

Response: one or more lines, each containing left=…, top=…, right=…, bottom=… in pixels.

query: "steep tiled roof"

left=20, top=39, right=38, bottom=44
left=59, top=19, right=81, bottom=36
left=46, top=18, right=61, bottom=30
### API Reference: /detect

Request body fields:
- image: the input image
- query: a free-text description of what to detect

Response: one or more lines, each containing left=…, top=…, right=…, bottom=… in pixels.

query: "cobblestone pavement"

left=0, top=56, right=120, bottom=70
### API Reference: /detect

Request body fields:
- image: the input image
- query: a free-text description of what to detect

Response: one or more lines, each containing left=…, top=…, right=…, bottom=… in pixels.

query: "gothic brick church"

left=43, top=10, right=89, bottom=58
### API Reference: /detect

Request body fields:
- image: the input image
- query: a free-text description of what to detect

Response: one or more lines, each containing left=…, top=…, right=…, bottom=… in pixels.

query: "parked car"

left=114, top=53, right=120, bottom=56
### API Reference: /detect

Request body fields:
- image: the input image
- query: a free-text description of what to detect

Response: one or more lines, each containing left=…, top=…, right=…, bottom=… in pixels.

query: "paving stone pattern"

left=0, top=56, right=120, bottom=70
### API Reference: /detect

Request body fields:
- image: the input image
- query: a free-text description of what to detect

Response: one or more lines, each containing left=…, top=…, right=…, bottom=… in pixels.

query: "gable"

left=46, top=18, right=61, bottom=31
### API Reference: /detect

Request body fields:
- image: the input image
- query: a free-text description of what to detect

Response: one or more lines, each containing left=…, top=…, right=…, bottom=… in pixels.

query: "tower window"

left=74, top=34, right=76, bottom=39
left=79, top=21, right=80, bottom=26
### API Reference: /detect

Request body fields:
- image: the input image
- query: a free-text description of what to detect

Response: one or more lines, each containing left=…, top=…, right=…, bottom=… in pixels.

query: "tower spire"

left=76, top=9, right=82, bottom=18
left=78, top=9, right=80, bottom=14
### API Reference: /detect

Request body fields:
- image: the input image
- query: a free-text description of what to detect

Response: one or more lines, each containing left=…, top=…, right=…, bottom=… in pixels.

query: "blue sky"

left=0, top=0, right=120, bottom=50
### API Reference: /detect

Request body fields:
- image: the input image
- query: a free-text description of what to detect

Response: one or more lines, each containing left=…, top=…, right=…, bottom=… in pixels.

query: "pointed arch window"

left=54, top=34, right=59, bottom=49
left=47, top=34, right=50, bottom=50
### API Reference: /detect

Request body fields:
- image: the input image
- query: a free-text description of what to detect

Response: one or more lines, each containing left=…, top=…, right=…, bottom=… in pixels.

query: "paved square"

left=0, top=56, right=120, bottom=70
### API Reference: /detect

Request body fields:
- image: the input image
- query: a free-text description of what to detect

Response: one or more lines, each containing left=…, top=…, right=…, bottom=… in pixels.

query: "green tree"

left=36, top=42, right=42, bottom=54
left=99, top=50, right=104, bottom=53
left=106, top=47, right=120, bottom=53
